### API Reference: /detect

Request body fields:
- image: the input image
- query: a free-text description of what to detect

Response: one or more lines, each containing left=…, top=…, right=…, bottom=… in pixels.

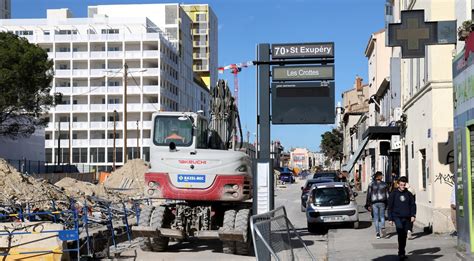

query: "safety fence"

left=250, top=206, right=315, bottom=261
left=0, top=197, right=150, bottom=259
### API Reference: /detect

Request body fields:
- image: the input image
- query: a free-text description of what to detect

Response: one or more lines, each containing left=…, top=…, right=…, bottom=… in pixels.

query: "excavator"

left=133, top=80, right=253, bottom=255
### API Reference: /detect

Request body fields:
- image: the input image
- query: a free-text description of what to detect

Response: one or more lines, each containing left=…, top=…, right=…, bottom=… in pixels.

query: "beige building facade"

left=388, top=0, right=456, bottom=233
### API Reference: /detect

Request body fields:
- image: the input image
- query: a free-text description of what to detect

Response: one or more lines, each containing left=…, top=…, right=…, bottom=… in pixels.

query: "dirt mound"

left=54, top=177, right=120, bottom=202
left=0, top=159, right=69, bottom=207
left=104, top=159, right=149, bottom=196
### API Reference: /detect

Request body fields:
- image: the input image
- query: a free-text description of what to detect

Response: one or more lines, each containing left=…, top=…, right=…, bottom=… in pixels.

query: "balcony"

left=143, top=85, right=159, bottom=93
left=73, top=104, right=89, bottom=111
left=55, top=69, right=71, bottom=77
left=90, top=104, right=106, bottom=111
left=90, top=51, right=106, bottom=59
left=143, top=50, right=159, bottom=58
left=108, top=104, right=123, bottom=111
left=55, top=35, right=74, bottom=42
left=193, top=29, right=207, bottom=35
left=193, top=41, right=207, bottom=47
left=55, top=52, right=71, bottom=60
left=36, top=35, right=53, bottom=43
left=108, top=51, right=123, bottom=59
left=125, top=50, right=141, bottom=59
left=90, top=86, right=107, bottom=94
left=45, top=140, right=69, bottom=148
left=90, top=139, right=107, bottom=147
left=143, top=103, right=159, bottom=111
left=127, top=104, right=142, bottom=112
left=90, top=122, right=107, bottom=129
left=193, top=53, right=207, bottom=59
left=143, top=68, right=160, bottom=76
left=143, top=121, right=153, bottom=129
left=72, top=122, right=88, bottom=129
left=72, top=139, right=89, bottom=147
left=72, top=69, right=88, bottom=77
left=91, top=69, right=106, bottom=77
left=72, top=51, right=89, bottom=59
left=193, top=65, right=209, bottom=71
left=108, top=86, right=122, bottom=94
left=128, top=86, right=141, bottom=94
left=55, top=104, right=71, bottom=112
left=55, top=87, right=71, bottom=95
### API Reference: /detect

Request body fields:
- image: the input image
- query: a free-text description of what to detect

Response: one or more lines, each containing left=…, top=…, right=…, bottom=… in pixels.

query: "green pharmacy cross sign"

left=388, top=10, right=456, bottom=58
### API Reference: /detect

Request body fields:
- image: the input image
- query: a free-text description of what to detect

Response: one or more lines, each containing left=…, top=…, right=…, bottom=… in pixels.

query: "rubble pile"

left=0, top=159, right=69, bottom=207
left=54, top=177, right=122, bottom=202
left=104, top=159, right=149, bottom=196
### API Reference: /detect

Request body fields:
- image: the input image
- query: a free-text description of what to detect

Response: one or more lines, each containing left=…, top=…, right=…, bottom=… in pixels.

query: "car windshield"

left=313, top=172, right=337, bottom=180
left=153, top=116, right=193, bottom=147
left=312, top=187, right=350, bottom=206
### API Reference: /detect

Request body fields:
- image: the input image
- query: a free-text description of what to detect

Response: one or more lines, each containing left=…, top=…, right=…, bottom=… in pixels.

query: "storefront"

left=453, top=48, right=474, bottom=256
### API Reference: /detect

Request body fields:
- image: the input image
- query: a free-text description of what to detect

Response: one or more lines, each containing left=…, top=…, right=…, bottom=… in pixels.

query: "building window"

left=196, top=13, right=207, bottom=22
left=45, top=148, right=52, bottom=163
left=15, top=30, right=33, bottom=36
left=101, top=29, right=119, bottom=34
left=420, top=149, right=427, bottom=190
left=44, top=30, right=50, bottom=35
left=58, top=30, right=78, bottom=35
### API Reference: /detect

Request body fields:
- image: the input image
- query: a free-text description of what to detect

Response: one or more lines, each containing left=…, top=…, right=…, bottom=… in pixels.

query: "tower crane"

left=217, top=61, right=253, bottom=108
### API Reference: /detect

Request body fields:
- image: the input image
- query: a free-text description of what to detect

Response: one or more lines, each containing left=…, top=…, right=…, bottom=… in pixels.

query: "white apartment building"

left=0, top=0, right=10, bottom=19
left=0, top=4, right=214, bottom=172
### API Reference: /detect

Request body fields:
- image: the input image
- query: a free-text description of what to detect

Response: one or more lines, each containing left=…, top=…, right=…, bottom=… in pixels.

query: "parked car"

left=313, top=171, right=338, bottom=181
left=300, top=177, right=334, bottom=212
left=306, top=182, right=359, bottom=232
left=279, top=171, right=295, bottom=184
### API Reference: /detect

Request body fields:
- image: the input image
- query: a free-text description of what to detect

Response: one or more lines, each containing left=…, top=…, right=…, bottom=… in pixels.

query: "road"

left=111, top=178, right=458, bottom=260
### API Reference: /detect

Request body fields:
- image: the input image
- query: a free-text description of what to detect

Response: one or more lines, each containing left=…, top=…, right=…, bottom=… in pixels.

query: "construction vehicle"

left=133, top=80, right=253, bottom=255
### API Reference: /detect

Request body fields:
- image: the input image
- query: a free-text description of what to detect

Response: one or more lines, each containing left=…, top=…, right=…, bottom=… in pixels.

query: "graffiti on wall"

left=437, top=131, right=455, bottom=174
left=434, top=172, right=454, bottom=187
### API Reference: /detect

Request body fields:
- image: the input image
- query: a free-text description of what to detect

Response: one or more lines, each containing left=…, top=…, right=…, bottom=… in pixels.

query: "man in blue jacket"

left=388, top=176, right=416, bottom=260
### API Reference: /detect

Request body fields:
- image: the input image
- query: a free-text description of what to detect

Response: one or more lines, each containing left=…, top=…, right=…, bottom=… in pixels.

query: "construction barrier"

left=250, top=206, right=315, bottom=261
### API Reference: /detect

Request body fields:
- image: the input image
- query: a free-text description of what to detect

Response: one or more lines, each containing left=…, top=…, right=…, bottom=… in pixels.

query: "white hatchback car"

left=306, top=182, right=359, bottom=232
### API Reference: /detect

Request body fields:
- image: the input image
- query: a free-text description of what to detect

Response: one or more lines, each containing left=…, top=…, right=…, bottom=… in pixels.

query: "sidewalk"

left=327, top=192, right=458, bottom=260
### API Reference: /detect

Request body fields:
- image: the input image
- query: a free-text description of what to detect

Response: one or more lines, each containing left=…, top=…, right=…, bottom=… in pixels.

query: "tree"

left=0, top=32, right=56, bottom=138
left=320, top=128, right=343, bottom=166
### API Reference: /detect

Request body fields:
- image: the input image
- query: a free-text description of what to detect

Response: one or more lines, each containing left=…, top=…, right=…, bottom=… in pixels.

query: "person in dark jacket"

left=366, top=171, right=389, bottom=239
left=388, top=176, right=416, bottom=260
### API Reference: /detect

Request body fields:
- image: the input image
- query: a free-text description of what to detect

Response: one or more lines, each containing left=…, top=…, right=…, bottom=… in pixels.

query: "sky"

left=12, top=0, right=386, bottom=152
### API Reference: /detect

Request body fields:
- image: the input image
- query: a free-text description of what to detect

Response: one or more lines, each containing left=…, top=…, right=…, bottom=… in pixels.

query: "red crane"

left=217, top=61, right=253, bottom=108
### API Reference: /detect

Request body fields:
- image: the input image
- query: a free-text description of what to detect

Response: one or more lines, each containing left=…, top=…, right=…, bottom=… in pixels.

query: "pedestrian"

left=390, top=171, right=399, bottom=188
left=336, top=171, right=347, bottom=182
left=405, top=181, right=416, bottom=240
left=451, top=187, right=457, bottom=236
left=388, top=176, right=416, bottom=260
left=366, top=171, right=389, bottom=239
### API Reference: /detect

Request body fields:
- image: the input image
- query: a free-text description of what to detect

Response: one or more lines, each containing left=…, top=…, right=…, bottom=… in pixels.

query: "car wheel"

left=353, top=221, right=359, bottom=229
left=307, top=222, right=318, bottom=233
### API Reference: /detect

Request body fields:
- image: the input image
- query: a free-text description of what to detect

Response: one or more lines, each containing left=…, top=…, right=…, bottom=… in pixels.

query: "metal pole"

left=57, top=120, right=61, bottom=168
left=113, top=110, right=117, bottom=171
left=124, top=63, right=128, bottom=163
left=69, top=116, right=72, bottom=166
left=136, top=120, right=140, bottom=159
left=257, top=43, right=273, bottom=210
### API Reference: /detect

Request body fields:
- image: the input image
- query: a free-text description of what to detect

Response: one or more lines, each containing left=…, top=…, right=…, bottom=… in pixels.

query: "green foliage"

left=0, top=32, right=55, bottom=138
left=320, top=128, right=343, bottom=164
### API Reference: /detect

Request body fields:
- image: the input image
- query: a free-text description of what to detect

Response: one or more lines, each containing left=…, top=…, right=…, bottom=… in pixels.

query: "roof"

left=312, top=182, right=347, bottom=188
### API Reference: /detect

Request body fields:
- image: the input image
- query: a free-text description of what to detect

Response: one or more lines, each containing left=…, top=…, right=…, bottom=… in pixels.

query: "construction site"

left=0, top=157, right=153, bottom=260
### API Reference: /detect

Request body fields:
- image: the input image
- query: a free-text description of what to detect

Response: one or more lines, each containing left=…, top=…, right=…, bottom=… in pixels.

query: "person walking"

left=366, top=171, right=389, bottom=239
left=405, top=181, right=416, bottom=240
left=388, top=176, right=416, bottom=260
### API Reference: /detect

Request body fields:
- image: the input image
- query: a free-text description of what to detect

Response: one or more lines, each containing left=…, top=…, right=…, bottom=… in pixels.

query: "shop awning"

left=341, top=136, right=369, bottom=173
left=362, top=126, right=400, bottom=140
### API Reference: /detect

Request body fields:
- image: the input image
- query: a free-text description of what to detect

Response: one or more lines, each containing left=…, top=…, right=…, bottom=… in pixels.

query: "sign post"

left=254, top=41, right=335, bottom=213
